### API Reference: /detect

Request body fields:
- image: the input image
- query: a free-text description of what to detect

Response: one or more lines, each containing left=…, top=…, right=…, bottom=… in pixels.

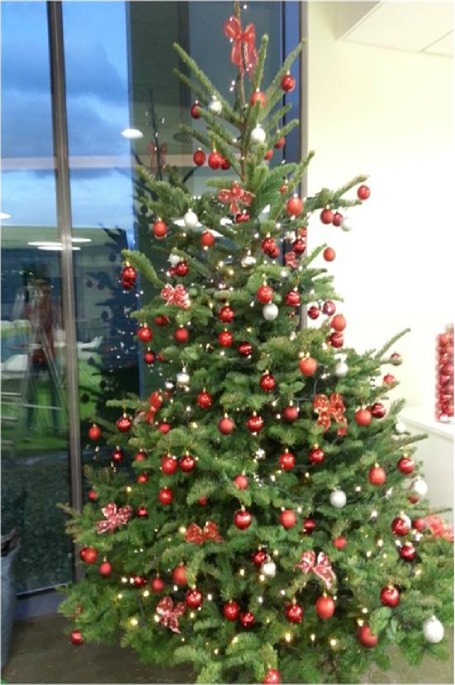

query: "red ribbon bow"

left=313, top=393, right=348, bottom=434
left=223, top=16, right=258, bottom=77
left=425, top=515, right=454, bottom=542
left=295, top=550, right=336, bottom=590
left=147, top=141, right=167, bottom=174
left=185, top=521, right=223, bottom=545
left=96, top=502, right=132, bottom=534
left=156, top=596, right=186, bottom=633
left=160, top=283, right=190, bottom=309
left=218, top=182, right=254, bottom=215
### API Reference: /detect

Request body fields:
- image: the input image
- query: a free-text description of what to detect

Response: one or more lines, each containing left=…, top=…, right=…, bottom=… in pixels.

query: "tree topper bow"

left=96, top=502, right=132, bottom=534
left=218, top=182, right=254, bottom=215
left=156, top=596, right=186, bottom=633
left=185, top=521, right=223, bottom=545
left=294, top=550, right=336, bottom=590
left=223, top=15, right=258, bottom=77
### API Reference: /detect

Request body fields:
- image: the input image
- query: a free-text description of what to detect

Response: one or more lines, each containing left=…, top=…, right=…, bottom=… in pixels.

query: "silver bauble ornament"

left=262, top=303, right=279, bottom=321
left=183, top=210, right=199, bottom=228
left=423, top=616, right=444, bottom=643
left=411, top=477, right=428, bottom=497
left=176, top=369, right=190, bottom=386
left=255, top=448, right=266, bottom=460
left=241, top=254, right=257, bottom=268
left=260, top=559, right=276, bottom=578
left=341, top=215, right=353, bottom=232
left=168, top=253, right=181, bottom=266
left=251, top=125, right=266, bottom=145
left=394, top=420, right=406, bottom=434
left=335, top=361, right=349, bottom=377
left=208, top=96, right=222, bottom=115
left=165, top=381, right=174, bottom=390
left=330, top=489, right=347, bottom=508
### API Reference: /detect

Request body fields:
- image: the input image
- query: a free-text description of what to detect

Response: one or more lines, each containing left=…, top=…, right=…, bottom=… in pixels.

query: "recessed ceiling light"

left=71, top=237, right=92, bottom=243
left=28, top=241, right=62, bottom=246
left=121, top=128, right=143, bottom=139
left=38, top=245, right=81, bottom=251
left=0, top=212, right=11, bottom=220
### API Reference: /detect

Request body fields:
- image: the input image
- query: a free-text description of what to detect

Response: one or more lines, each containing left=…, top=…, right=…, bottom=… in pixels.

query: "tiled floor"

left=1, top=614, right=453, bottom=684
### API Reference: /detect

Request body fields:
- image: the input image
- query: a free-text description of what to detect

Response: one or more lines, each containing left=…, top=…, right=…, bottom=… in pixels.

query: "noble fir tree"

left=60, top=7, right=453, bottom=684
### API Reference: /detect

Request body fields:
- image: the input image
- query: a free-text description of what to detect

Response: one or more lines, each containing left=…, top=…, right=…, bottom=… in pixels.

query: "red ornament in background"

left=238, top=341, right=253, bottom=356
left=136, top=506, right=148, bottom=518
left=333, top=536, right=347, bottom=549
left=252, top=549, right=268, bottom=567
left=223, top=600, right=240, bottom=621
left=330, top=314, right=346, bottom=332
left=193, top=148, right=206, bottom=166
left=332, top=212, right=344, bottom=227
left=218, top=330, right=234, bottom=347
left=412, top=517, right=427, bottom=532
left=320, top=208, right=333, bottom=224
left=354, top=408, right=372, bottom=427
left=368, top=465, right=386, bottom=486
left=116, top=414, right=132, bottom=432
left=357, top=623, right=378, bottom=648
left=283, top=404, right=299, bottom=422
left=154, top=315, right=169, bottom=326
left=98, top=561, right=112, bottom=578
left=234, top=509, right=253, bottom=530
left=315, top=595, right=335, bottom=619
left=285, top=290, right=300, bottom=307
left=303, top=518, right=316, bottom=534
left=274, top=136, right=286, bottom=149
left=87, top=489, right=98, bottom=501
left=435, top=324, right=454, bottom=421
left=263, top=669, right=281, bottom=684
left=112, top=447, right=124, bottom=463
left=370, top=402, right=386, bottom=418
left=246, top=413, right=264, bottom=433
left=143, top=350, right=155, bottom=365
left=152, top=219, right=168, bottom=239
left=172, top=564, right=188, bottom=586
left=70, top=630, right=84, bottom=646
left=262, top=236, right=278, bottom=255
left=219, top=305, right=235, bottom=323
left=158, top=488, right=173, bottom=505
left=391, top=514, right=411, bottom=536
left=88, top=423, right=101, bottom=441
left=175, top=261, right=189, bottom=277
left=208, top=150, right=223, bottom=169
left=218, top=415, right=235, bottom=434
left=80, top=546, right=98, bottom=564
left=134, top=449, right=147, bottom=461
left=308, top=446, right=325, bottom=464
left=299, top=356, right=317, bottom=376
left=399, top=542, right=416, bottom=561
left=120, top=264, right=137, bottom=289
left=323, top=246, right=336, bottom=262
left=151, top=577, right=166, bottom=593
left=256, top=284, right=273, bottom=304
left=137, top=325, right=153, bottom=343
left=190, top=101, right=202, bottom=118
left=285, top=602, right=304, bottom=623
left=239, top=611, right=256, bottom=628
left=185, top=588, right=203, bottom=609
left=286, top=195, right=303, bottom=216
left=197, top=390, right=213, bottom=409
left=280, top=509, right=296, bottom=529
left=161, top=455, right=178, bottom=475
left=281, top=72, right=296, bottom=92
left=322, top=300, right=336, bottom=316
left=234, top=474, right=249, bottom=490
left=260, top=372, right=276, bottom=392
left=158, top=422, right=171, bottom=434
left=292, top=238, right=306, bottom=254
left=357, top=184, right=370, bottom=200
left=174, top=327, right=189, bottom=344
left=136, top=473, right=149, bottom=484
left=397, top=456, right=415, bottom=474
left=250, top=89, right=266, bottom=106
left=390, top=351, right=403, bottom=365
left=200, top=230, right=215, bottom=248
left=279, top=449, right=296, bottom=471
left=328, top=331, right=344, bottom=348
left=380, top=585, right=400, bottom=607
left=383, top=373, right=397, bottom=385
left=307, top=305, right=320, bottom=320
left=264, top=149, right=273, bottom=161
left=180, top=453, right=196, bottom=473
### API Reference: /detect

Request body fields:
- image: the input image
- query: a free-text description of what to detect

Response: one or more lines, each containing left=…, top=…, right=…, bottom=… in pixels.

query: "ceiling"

left=334, top=1, right=453, bottom=57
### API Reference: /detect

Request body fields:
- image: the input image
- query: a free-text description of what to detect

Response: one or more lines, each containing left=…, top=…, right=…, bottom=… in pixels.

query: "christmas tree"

left=60, top=6, right=453, bottom=683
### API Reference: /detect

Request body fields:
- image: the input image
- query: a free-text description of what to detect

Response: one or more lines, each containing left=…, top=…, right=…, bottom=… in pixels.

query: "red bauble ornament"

left=383, top=373, right=397, bottom=385
left=137, top=325, right=153, bottom=343
left=234, top=509, right=252, bottom=530
left=280, top=509, right=296, bottom=529
left=190, top=101, right=202, bottom=118
left=223, top=600, right=240, bottom=621
left=221, top=157, right=231, bottom=170
left=331, top=314, right=346, bottom=332
left=322, top=300, right=336, bottom=316
left=158, top=487, right=173, bottom=505
left=263, top=669, right=281, bottom=684
left=200, top=230, right=215, bottom=248
left=368, top=465, right=386, bottom=486
left=246, top=413, right=264, bottom=433
left=134, top=450, right=147, bottom=462
left=234, top=474, right=249, bottom=490
left=239, top=611, right=256, bottom=629
left=172, top=564, right=187, bottom=586
left=256, top=284, right=274, bottom=304
left=218, top=415, right=235, bottom=435
left=390, top=352, right=403, bottom=366
left=87, top=489, right=98, bottom=502
left=116, top=414, right=132, bottom=432
left=174, top=327, right=189, bottom=344
left=112, top=447, right=124, bottom=463
left=264, top=149, right=274, bottom=161
left=332, top=212, right=344, bottom=227
left=260, top=372, right=276, bottom=392
left=380, top=585, right=400, bottom=608
left=370, top=402, right=386, bottom=419
left=391, top=514, right=411, bottom=536
left=281, top=73, right=296, bottom=92
left=238, top=341, right=253, bottom=356
left=193, top=148, right=206, bottom=166
left=197, top=390, right=212, bottom=409
left=285, top=290, right=301, bottom=307
left=262, top=236, right=278, bottom=255
left=292, top=238, right=306, bottom=255
left=154, top=315, right=169, bottom=326
left=250, top=89, right=266, bottom=106
left=280, top=182, right=289, bottom=195
left=308, top=446, right=325, bottom=465
left=98, top=561, right=112, bottom=578
left=303, top=518, right=316, bottom=534
left=185, top=588, right=203, bottom=609
left=252, top=549, right=268, bottom=567
left=143, top=350, right=155, bottom=365
left=320, top=208, right=334, bottom=224
left=275, top=136, right=286, bottom=149
left=357, top=184, right=370, bottom=200
left=299, top=356, right=317, bottom=376
left=412, top=517, right=427, bottom=532
left=80, top=546, right=97, bottom=564
left=158, top=421, right=171, bottom=434
left=132, top=575, right=147, bottom=588
left=88, top=423, right=101, bottom=441
left=400, top=542, right=416, bottom=561
left=136, top=473, right=149, bottom=484
left=152, top=219, right=168, bottom=239
left=283, top=404, right=299, bottom=422
left=333, top=535, right=347, bottom=549
left=179, top=453, right=196, bottom=472
left=323, top=247, right=336, bottom=262
left=161, top=455, right=178, bottom=475
left=285, top=602, right=304, bottom=624
left=279, top=449, right=296, bottom=471
left=397, top=456, right=415, bottom=475
left=121, top=264, right=137, bottom=289
left=354, top=408, right=372, bottom=427
left=208, top=150, right=223, bottom=170
left=235, top=211, right=250, bottom=223
left=315, top=595, right=335, bottom=619
left=328, top=331, right=344, bottom=348
left=307, top=305, right=320, bottom=320
left=218, top=329, right=234, bottom=347
left=286, top=196, right=303, bottom=217
left=198, top=497, right=207, bottom=506
left=151, top=576, right=165, bottom=593
left=136, top=505, right=148, bottom=518
left=357, top=623, right=378, bottom=648
left=70, top=630, right=84, bottom=646
left=149, top=391, right=163, bottom=410
left=219, top=305, right=235, bottom=323
left=175, top=261, right=189, bottom=277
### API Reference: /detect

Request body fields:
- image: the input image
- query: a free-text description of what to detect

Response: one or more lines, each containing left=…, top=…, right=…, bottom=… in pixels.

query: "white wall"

left=306, top=2, right=453, bottom=416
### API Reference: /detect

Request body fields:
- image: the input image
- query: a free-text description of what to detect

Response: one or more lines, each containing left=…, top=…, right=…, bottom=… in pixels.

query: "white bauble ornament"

left=165, top=381, right=174, bottom=390
left=241, top=254, right=257, bottom=268
left=208, top=96, right=222, bottom=115
left=411, top=477, right=428, bottom=497
left=394, top=420, right=406, bottom=434
left=263, top=303, right=279, bottom=321
left=183, top=210, right=199, bottom=228
left=176, top=369, right=190, bottom=386
left=168, top=253, right=181, bottom=266
left=423, top=616, right=444, bottom=643
left=260, top=559, right=276, bottom=578
left=251, top=125, right=266, bottom=145
left=335, top=361, right=349, bottom=377
left=255, top=448, right=266, bottom=460
left=341, top=215, right=353, bottom=232
left=330, top=489, right=347, bottom=508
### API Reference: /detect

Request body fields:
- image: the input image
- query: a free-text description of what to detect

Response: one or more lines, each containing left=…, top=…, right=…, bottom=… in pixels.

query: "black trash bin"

left=1, top=528, right=21, bottom=670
